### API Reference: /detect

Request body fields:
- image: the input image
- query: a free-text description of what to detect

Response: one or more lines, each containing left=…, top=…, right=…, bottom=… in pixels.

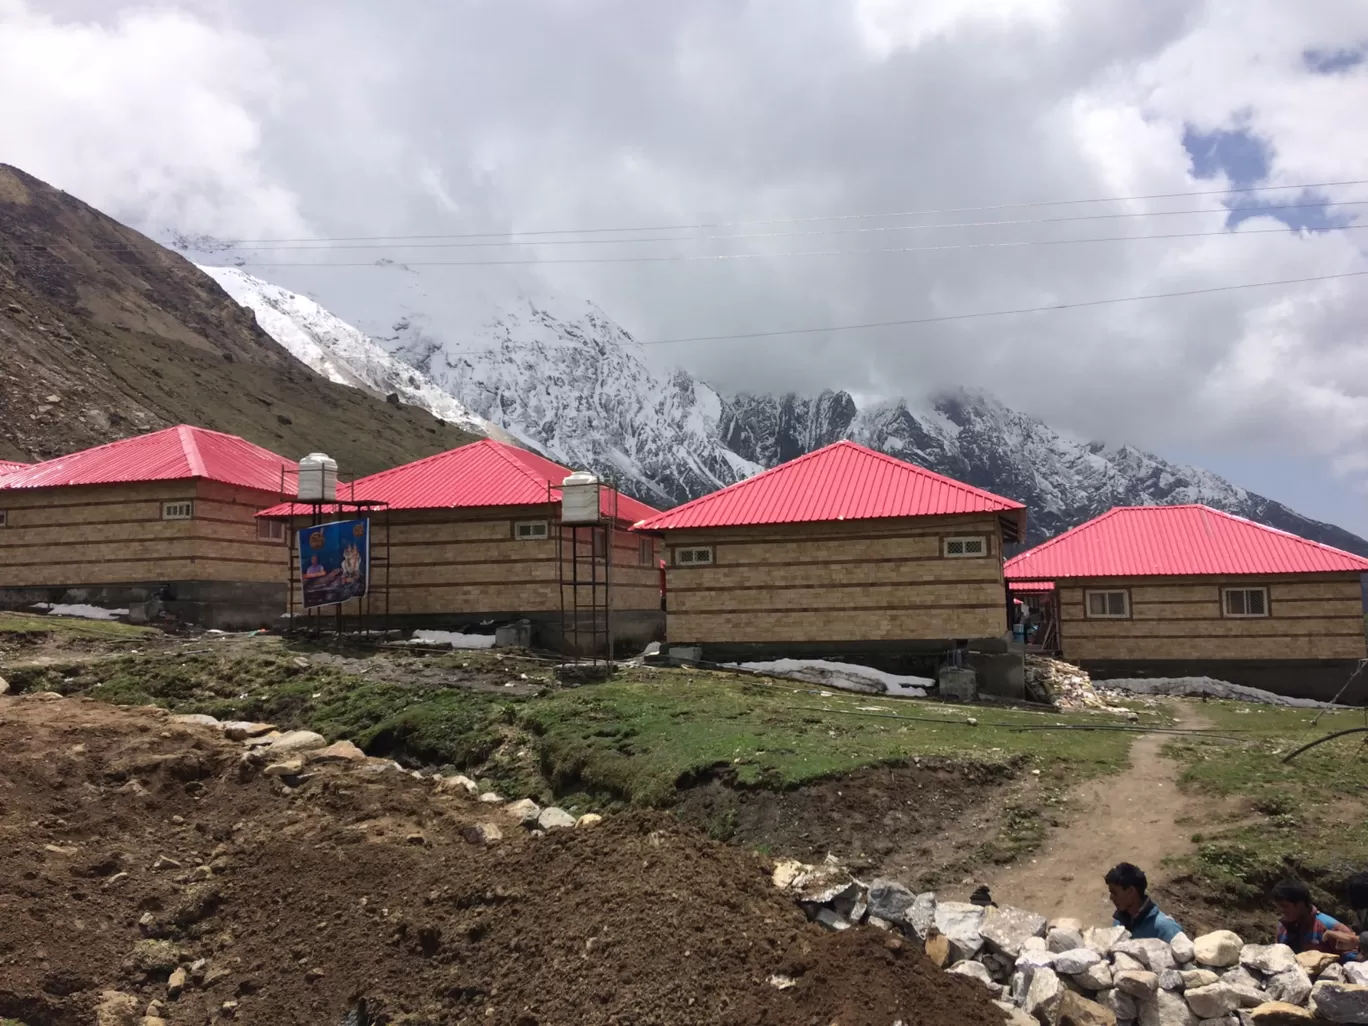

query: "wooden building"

left=633, top=441, right=1026, bottom=669
left=0, top=426, right=295, bottom=627
left=1004, top=504, right=1368, bottom=701
left=258, top=440, right=663, bottom=651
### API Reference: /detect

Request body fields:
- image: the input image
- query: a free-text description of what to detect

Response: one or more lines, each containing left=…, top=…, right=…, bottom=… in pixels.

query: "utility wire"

left=231, top=222, right=1368, bottom=268
left=213, top=177, right=1368, bottom=244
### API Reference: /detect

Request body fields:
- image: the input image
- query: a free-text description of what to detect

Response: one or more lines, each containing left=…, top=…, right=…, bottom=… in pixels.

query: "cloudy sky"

left=3, top=0, right=1368, bottom=532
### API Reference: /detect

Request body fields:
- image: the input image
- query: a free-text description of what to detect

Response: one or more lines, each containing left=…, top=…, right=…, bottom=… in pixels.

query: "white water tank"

left=560, top=471, right=602, bottom=525
left=297, top=453, right=338, bottom=502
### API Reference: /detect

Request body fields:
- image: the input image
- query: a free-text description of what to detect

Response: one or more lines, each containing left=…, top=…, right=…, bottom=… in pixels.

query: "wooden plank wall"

left=1057, top=574, right=1367, bottom=661
left=0, top=480, right=287, bottom=586
left=661, top=514, right=1009, bottom=643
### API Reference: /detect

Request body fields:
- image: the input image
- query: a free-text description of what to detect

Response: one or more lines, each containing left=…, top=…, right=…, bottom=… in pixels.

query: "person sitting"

left=1106, top=862, right=1183, bottom=941
left=1272, top=878, right=1361, bottom=962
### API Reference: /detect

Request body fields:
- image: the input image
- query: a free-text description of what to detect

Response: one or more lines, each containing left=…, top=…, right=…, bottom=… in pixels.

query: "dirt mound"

left=0, top=695, right=1007, bottom=1026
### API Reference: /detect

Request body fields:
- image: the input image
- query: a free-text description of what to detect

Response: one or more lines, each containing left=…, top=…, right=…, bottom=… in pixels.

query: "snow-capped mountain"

left=200, top=262, right=1368, bottom=555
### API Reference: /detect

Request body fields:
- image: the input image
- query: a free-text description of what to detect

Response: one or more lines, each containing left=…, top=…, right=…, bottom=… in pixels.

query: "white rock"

left=1142, top=989, right=1200, bottom=1026
left=460, top=822, right=503, bottom=846
left=1084, top=926, right=1131, bottom=954
left=1263, top=966, right=1312, bottom=1006
left=263, top=759, right=304, bottom=777
left=981, top=905, right=1048, bottom=958
left=575, top=813, right=603, bottom=828
left=1309, top=981, right=1368, bottom=1024
left=1184, top=984, right=1241, bottom=1019
left=1099, top=987, right=1138, bottom=1021
left=1240, top=944, right=1297, bottom=977
left=1055, top=948, right=1105, bottom=975
left=309, top=740, right=366, bottom=764
left=221, top=721, right=276, bottom=740
left=907, top=892, right=937, bottom=941
left=1117, top=971, right=1160, bottom=998
left=1180, top=971, right=1221, bottom=990
left=948, top=960, right=997, bottom=990
left=1114, top=951, right=1148, bottom=973
left=536, top=807, right=576, bottom=830
left=1022, top=936, right=1050, bottom=953
left=994, top=1001, right=1038, bottom=1026
left=0, top=675, right=8, bottom=696
left=934, top=901, right=985, bottom=960
left=1026, top=966, right=1064, bottom=1021
left=504, top=798, right=541, bottom=826
left=1171, top=933, right=1196, bottom=964
left=434, top=774, right=480, bottom=796
left=1159, top=969, right=1185, bottom=991
left=1193, top=932, right=1244, bottom=968
left=1322, top=964, right=1347, bottom=983
left=1048, top=926, right=1086, bottom=953
left=1116, top=939, right=1177, bottom=972
left=266, top=730, right=327, bottom=754
left=171, top=713, right=220, bottom=728
left=1344, top=964, right=1368, bottom=987
left=1073, top=961, right=1115, bottom=992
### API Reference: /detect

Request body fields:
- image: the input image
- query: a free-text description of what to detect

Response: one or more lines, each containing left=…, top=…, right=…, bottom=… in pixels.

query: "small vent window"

left=162, top=501, right=194, bottom=521
left=638, top=538, right=653, bottom=565
left=1086, top=590, right=1130, bottom=619
left=257, top=519, right=285, bottom=542
left=0, top=510, right=7, bottom=528
left=943, top=536, right=988, bottom=558
left=514, top=520, right=549, bottom=541
left=1223, top=587, right=1269, bottom=618
left=674, top=547, right=714, bottom=566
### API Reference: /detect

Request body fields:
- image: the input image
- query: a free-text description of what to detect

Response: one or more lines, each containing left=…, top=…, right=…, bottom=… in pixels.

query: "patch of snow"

left=728, top=659, right=931, bottom=698
left=30, top=603, right=129, bottom=621
left=408, top=630, right=496, bottom=649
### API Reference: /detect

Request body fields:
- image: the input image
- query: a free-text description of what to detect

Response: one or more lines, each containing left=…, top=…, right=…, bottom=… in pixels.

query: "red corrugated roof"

left=0, top=426, right=295, bottom=493
left=634, top=440, right=1025, bottom=532
left=0, top=460, right=29, bottom=477
left=1005, top=504, right=1368, bottom=579
left=1009, top=580, right=1056, bottom=592
left=256, top=439, right=660, bottom=524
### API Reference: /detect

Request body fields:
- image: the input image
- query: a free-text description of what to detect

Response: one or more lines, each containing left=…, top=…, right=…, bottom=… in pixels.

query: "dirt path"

left=977, top=701, right=1232, bottom=925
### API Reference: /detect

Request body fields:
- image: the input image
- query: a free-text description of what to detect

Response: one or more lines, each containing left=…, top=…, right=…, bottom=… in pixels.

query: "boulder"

left=1015, top=949, right=1059, bottom=989
left=1050, top=926, right=1087, bottom=953
left=575, top=813, right=603, bottom=828
left=309, top=740, right=366, bottom=764
left=1085, top=926, right=1131, bottom=955
left=1193, top=932, right=1244, bottom=968
left=1183, top=983, right=1241, bottom=1019
left=1323, top=964, right=1347, bottom=983
left=221, top=721, right=276, bottom=741
left=948, top=960, right=997, bottom=990
left=166, top=968, right=187, bottom=999
left=1245, top=1001, right=1315, bottom=1024
left=266, top=730, right=327, bottom=755
left=924, top=931, right=953, bottom=968
left=1159, top=968, right=1185, bottom=991
left=981, top=905, right=1049, bottom=958
left=170, top=714, right=220, bottom=729
left=995, top=1001, right=1039, bottom=1026
left=868, top=879, right=916, bottom=925
left=1056, top=948, right=1106, bottom=975
left=1180, top=970, right=1220, bottom=990
left=771, top=859, right=807, bottom=891
left=478, top=792, right=503, bottom=804
left=434, top=774, right=480, bottom=796
left=1295, top=950, right=1340, bottom=978
left=1026, top=966, right=1065, bottom=1022
left=1140, top=989, right=1199, bottom=1026
left=1171, top=933, right=1196, bottom=964
left=504, top=799, right=541, bottom=826
left=934, top=901, right=986, bottom=960
left=1345, top=964, right=1368, bottom=987
left=1309, top=981, right=1368, bottom=1024
left=1073, top=960, right=1115, bottom=993
left=1116, top=971, right=1160, bottom=998
left=813, top=908, right=849, bottom=931
left=1098, top=987, right=1138, bottom=1022
left=1263, top=966, right=1312, bottom=1006
left=461, top=823, right=503, bottom=846
left=1056, top=990, right=1118, bottom=1026
left=1024, top=935, right=1050, bottom=953
left=1240, top=944, right=1298, bottom=977
left=263, top=759, right=305, bottom=778
left=96, top=991, right=141, bottom=1026
left=537, top=807, right=577, bottom=830
left=1114, top=952, right=1147, bottom=973
left=1115, top=939, right=1177, bottom=972
left=908, top=892, right=938, bottom=941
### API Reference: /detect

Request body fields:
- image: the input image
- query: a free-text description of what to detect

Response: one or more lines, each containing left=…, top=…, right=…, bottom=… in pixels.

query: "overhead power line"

left=232, top=222, right=1368, bottom=268
left=215, top=176, right=1368, bottom=244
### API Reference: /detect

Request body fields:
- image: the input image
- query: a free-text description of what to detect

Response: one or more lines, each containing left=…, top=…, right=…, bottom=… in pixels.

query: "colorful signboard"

left=299, top=519, right=369, bottom=610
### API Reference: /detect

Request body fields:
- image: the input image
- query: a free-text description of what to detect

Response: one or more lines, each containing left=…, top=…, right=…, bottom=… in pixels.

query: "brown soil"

left=975, top=703, right=1242, bottom=925
left=0, top=694, right=1007, bottom=1026
left=675, top=761, right=1021, bottom=881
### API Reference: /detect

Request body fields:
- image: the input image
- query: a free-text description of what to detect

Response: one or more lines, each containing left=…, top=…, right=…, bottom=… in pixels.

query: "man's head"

left=1271, top=878, right=1314, bottom=924
left=1105, top=863, right=1148, bottom=915
left=1348, top=872, right=1368, bottom=915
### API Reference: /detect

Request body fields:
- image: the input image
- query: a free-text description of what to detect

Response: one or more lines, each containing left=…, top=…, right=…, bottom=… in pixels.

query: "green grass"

left=0, top=610, right=156, bottom=640
left=1165, top=701, right=1368, bottom=908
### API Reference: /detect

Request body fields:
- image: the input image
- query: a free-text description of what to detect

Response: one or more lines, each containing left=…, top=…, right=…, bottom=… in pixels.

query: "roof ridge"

left=488, top=440, right=571, bottom=489
left=850, top=440, right=1027, bottom=507
left=1191, top=503, right=1368, bottom=559
left=177, top=425, right=209, bottom=478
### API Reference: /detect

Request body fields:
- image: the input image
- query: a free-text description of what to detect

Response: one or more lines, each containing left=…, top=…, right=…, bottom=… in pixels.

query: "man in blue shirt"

left=1106, top=862, right=1183, bottom=941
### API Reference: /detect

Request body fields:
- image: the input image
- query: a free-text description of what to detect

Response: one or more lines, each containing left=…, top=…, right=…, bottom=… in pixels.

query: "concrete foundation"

left=0, top=581, right=285, bottom=631
left=359, top=609, right=665, bottom=657
left=1083, top=659, right=1368, bottom=704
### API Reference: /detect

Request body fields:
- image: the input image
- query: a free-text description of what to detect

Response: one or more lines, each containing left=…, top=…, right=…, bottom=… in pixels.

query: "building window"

left=637, top=538, right=653, bottom=565
left=162, top=501, right=194, bottom=520
left=1085, top=589, right=1130, bottom=619
left=943, top=535, right=988, bottom=558
left=674, top=546, right=713, bottom=567
left=257, top=519, right=285, bottom=542
left=1223, top=586, right=1269, bottom=618
left=0, top=510, right=7, bottom=527
left=514, top=520, right=549, bottom=541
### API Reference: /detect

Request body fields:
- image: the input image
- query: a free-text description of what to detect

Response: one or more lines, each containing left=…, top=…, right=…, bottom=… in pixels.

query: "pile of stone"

left=771, top=860, right=1368, bottom=1025
left=1024, top=657, right=1138, bottom=716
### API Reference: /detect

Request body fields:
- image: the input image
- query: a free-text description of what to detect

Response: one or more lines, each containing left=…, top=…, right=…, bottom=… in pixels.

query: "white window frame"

left=256, top=519, right=285, bottom=543
left=673, top=546, right=714, bottom=567
left=514, top=519, right=549, bottom=541
left=943, top=535, right=989, bottom=558
left=162, top=501, right=194, bottom=521
left=1085, top=589, right=1131, bottom=619
left=1222, top=586, right=1269, bottom=618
